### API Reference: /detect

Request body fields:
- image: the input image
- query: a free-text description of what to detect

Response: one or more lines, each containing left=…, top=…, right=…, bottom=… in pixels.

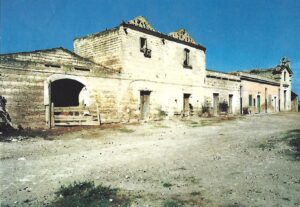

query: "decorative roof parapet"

left=169, top=29, right=197, bottom=44
left=127, top=16, right=198, bottom=45
left=127, top=16, right=155, bottom=31
left=274, top=57, right=293, bottom=74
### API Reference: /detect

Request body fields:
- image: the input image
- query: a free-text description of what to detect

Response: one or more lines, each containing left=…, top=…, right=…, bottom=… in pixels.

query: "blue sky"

left=1, top=0, right=299, bottom=94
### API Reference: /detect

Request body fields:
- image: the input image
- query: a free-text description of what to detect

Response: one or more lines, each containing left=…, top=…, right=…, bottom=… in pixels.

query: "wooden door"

left=183, top=94, right=191, bottom=116
left=140, top=91, right=151, bottom=120
left=229, top=95, right=233, bottom=113
left=213, top=93, right=219, bottom=115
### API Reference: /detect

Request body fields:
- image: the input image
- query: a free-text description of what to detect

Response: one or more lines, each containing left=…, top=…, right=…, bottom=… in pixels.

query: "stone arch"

left=51, top=79, right=84, bottom=107
left=44, top=74, right=89, bottom=106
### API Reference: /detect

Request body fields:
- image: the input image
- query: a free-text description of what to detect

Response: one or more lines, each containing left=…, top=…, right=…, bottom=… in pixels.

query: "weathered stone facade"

left=291, top=91, right=298, bottom=112
left=0, top=16, right=296, bottom=129
left=205, top=70, right=241, bottom=115
left=75, top=17, right=208, bottom=120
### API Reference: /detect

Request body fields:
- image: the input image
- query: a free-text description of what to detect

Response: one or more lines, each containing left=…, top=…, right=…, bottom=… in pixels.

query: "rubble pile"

left=0, top=96, right=14, bottom=134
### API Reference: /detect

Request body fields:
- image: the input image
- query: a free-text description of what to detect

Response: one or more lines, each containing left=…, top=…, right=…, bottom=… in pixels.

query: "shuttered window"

left=249, top=95, right=253, bottom=106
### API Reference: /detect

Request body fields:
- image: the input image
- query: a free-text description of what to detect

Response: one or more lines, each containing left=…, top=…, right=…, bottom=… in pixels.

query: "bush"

left=48, top=181, right=130, bottom=207
left=163, top=199, right=183, bottom=207
left=201, top=100, right=211, bottom=116
left=219, top=101, right=229, bottom=113
left=243, top=107, right=249, bottom=114
left=163, top=182, right=172, bottom=188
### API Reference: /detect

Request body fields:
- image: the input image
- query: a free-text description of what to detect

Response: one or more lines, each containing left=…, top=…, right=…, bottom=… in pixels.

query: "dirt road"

left=1, top=113, right=300, bottom=206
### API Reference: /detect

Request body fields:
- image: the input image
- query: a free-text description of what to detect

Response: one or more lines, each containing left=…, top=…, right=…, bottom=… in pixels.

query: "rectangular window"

left=74, top=67, right=90, bottom=72
left=140, top=37, right=147, bottom=52
left=183, top=48, right=192, bottom=69
left=253, top=98, right=256, bottom=107
left=284, top=71, right=286, bottom=81
left=140, top=37, right=151, bottom=58
left=45, top=64, right=61, bottom=68
left=249, top=95, right=252, bottom=106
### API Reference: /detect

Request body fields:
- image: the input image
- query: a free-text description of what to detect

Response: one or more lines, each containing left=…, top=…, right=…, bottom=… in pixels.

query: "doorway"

left=48, top=78, right=100, bottom=127
left=257, top=95, right=261, bottom=113
left=183, top=93, right=191, bottom=116
left=213, top=93, right=219, bottom=115
left=229, top=94, right=233, bottom=114
left=284, top=90, right=287, bottom=110
left=51, top=79, right=84, bottom=107
left=140, top=91, right=151, bottom=120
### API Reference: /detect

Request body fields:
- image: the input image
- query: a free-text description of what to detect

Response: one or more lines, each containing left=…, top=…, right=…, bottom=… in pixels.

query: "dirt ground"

left=1, top=113, right=300, bottom=207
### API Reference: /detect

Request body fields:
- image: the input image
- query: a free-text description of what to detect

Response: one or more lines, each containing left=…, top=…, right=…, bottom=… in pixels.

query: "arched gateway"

left=51, top=79, right=85, bottom=107
left=45, top=75, right=100, bottom=127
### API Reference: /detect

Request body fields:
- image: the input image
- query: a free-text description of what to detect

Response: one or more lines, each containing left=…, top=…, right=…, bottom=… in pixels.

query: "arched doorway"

left=46, top=77, right=100, bottom=127
left=51, top=79, right=84, bottom=107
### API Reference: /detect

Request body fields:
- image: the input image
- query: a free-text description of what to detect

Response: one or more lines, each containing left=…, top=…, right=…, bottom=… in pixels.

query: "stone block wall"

left=0, top=64, right=129, bottom=128
left=120, top=26, right=206, bottom=86
left=118, top=26, right=207, bottom=118
left=205, top=70, right=241, bottom=114
left=127, top=80, right=207, bottom=118
left=72, top=25, right=209, bottom=119
left=0, top=49, right=124, bottom=129
left=74, top=29, right=123, bottom=72
left=0, top=64, right=47, bottom=128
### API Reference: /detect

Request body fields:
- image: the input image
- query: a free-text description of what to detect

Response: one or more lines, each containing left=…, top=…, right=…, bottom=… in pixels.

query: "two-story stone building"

left=0, top=16, right=296, bottom=129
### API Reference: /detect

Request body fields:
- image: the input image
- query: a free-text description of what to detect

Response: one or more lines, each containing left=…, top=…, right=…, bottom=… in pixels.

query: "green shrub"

left=163, top=182, right=173, bottom=188
left=201, top=101, right=211, bottom=114
left=190, top=191, right=201, bottom=196
left=163, top=199, right=183, bottom=207
left=219, top=101, right=229, bottom=113
left=48, top=181, right=130, bottom=207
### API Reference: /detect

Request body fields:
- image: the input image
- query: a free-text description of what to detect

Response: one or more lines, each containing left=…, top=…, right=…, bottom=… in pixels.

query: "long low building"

left=0, top=16, right=297, bottom=129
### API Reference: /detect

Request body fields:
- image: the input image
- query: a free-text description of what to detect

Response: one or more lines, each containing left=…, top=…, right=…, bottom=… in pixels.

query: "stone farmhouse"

left=0, top=16, right=298, bottom=129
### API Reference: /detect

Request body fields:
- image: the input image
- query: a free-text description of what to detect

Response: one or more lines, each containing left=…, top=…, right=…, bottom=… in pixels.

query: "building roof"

left=230, top=57, right=293, bottom=79
left=169, top=29, right=197, bottom=44
left=126, top=16, right=198, bottom=45
left=74, top=16, right=206, bottom=52
left=0, top=47, right=94, bottom=63
left=0, top=47, right=114, bottom=73
left=206, top=69, right=241, bottom=82
left=208, top=68, right=282, bottom=86
left=231, top=71, right=280, bottom=86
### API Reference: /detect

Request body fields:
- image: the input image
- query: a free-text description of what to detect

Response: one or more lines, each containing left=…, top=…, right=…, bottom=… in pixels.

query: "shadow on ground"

left=258, top=129, right=300, bottom=161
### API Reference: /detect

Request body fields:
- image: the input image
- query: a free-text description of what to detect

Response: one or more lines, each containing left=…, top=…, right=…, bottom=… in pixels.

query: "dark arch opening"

left=51, top=79, right=84, bottom=107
